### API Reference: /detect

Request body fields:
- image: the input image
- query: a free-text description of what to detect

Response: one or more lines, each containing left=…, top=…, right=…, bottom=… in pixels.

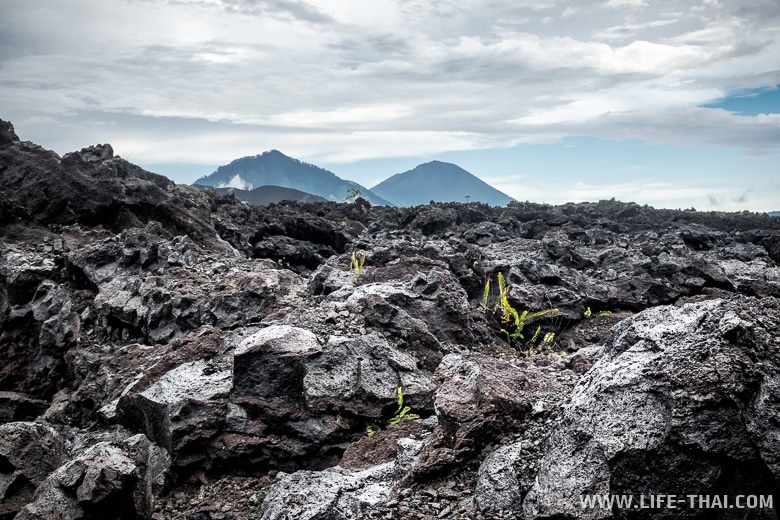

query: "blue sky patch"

left=703, top=86, right=780, bottom=115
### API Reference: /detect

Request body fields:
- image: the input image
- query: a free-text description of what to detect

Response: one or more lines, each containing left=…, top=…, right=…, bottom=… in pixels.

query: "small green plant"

left=349, top=251, right=366, bottom=285
left=366, top=386, right=419, bottom=437
left=584, top=306, right=612, bottom=318
left=387, top=386, right=420, bottom=425
left=480, top=272, right=558, bottom=349
left=529, top=331, right=556, bottom=357
left=530, top=325, right=542, bottom=345
left=478, top=278, right=491, bottom=314
left=343, top=188, right=362, bottom=203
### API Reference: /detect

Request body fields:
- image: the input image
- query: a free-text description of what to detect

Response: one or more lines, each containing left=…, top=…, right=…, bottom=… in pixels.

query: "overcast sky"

left=1, top=0, right=779, bottom=210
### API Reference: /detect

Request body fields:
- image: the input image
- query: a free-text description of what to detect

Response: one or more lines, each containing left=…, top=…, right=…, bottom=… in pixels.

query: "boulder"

left=407, top=354, right=570, bottom=481
left=304, top=333, right=435, bottom=418
left=16, top=442, right=139, bottom=520
left=0, top=392, right=49, bottom=423
left=474, top=442, right=525, bottom=514
left=259, top=463, right=396, bottom=520
left=523, top=297, right=780, bottom=519
left=116, top=356, right=232, bottom=456
left=233, top=325, right=322, bottom=399
left=0, top=422, right=67, bottom=518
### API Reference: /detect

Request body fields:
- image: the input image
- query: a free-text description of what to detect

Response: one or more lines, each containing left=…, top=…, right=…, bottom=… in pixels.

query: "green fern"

left=530, top=325, right=541, bottom=345
left=479, top=278, right=491, bottom=314
left=387, top=386, right=420, bottom=425
left=482, top=272, right=558, bottom=348
left=584, top=306, right=612, bottom=318
left=365, top=386, right=419, bottom=436
left=343, top=188, right=362, bottom=203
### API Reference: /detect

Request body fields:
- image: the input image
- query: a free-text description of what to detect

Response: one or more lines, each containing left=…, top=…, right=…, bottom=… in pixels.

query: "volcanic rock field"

left=1, top=119, right=780, bottom=519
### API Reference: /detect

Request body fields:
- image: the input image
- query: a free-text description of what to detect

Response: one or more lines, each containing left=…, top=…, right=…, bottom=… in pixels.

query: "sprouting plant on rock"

left=350, top=251, right=366, bottom=285
left=387, top=386, right=420, bottom=425
left=584, top=306, right=612, bottom=318
left=478, top=277, right=491, bottom=314
left=366, top=386, right=420, bottom=437
left=343, top=188, right=362, bottom=203
left=480, top=272, right=558, bottom=350
left=529, top=329, right=556, bottom=357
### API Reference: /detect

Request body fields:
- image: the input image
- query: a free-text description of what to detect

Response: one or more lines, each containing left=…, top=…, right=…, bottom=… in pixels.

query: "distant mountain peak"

left=257, top=149, right=289, bottom=159
left=195, top=150, right=392, bottom=206
left=371, top=161, right=514, bottom=207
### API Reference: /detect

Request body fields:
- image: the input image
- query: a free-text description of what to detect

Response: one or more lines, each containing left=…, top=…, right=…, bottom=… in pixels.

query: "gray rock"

left=259, top=463, right=395, bottom=520
left=523, top=297, right=780, bottom=519
left=304, top=333, right=435, bottom=417
left=233, top=325, right=322, bottom=399
left=406, top=353, right=571, bottom=483
left=74, top=228, right=306, bottom=345
left=474, top=442, right=525, bottom=514
left=116, top=356, right=232, bottom=452
left=0, top=391, right=49, bottom=422
left=259, top=430, right=431, bottom=520
left=394, top=436, right=427, bottom=480
left=122, top=434, right=172, bottom=518
left=433, top=354, right=553, bottom=452
left=16, top=442, right=138, bottom=520
left=0, top=422, right=67, bottom=518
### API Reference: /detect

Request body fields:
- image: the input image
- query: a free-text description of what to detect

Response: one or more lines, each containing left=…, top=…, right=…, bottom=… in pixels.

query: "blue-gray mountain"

left=370, top=161, right=514, bottom=207
left=194, top=150, right=392, bottom=206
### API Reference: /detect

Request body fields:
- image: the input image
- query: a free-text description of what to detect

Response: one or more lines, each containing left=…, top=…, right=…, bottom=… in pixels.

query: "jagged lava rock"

left=3, top=119, right=780, bottom=519
left=233, top=325, right=322, bottom=399
left=0, top=422, right=67, bottom=518
left=14, top=437, right=169, bottom=520
left=523, top=296, right=780, bottom=520
left=304, top=333, right=435, bottom=417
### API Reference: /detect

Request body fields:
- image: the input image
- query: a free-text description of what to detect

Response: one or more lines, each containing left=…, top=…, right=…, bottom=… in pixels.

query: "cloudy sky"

left=1, top=0, right=779, bottom=210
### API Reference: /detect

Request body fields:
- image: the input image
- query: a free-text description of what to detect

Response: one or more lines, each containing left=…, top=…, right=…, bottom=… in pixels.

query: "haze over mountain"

left=195, top=150, right=392, bottom=206
left=371, top=161, right=514, bottom=207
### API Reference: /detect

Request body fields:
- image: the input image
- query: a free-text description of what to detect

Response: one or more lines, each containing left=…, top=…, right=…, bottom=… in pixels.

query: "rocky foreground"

left=1, top=119, right=780, bottom=519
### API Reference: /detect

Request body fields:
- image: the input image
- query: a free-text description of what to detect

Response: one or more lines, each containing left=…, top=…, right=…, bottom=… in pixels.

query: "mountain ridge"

left=195, top=150, right=393, bottom=206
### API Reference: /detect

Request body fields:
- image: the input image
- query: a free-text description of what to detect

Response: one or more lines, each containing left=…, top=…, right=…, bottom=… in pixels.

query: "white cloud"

left=604, top=0, right=649, bottom=7
left=0, top=0, right=778, bottom=177
left=218, top=174, right=254, bottom=190
left=494, top=179, right=771, bottom=212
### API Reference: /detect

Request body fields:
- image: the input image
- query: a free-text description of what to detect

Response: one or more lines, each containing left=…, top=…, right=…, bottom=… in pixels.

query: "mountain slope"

left=195, top=185, right=328, bottom=206
left=370, top=161, right=514, bottom=207
left=195, top=150, right=392, bottom=206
